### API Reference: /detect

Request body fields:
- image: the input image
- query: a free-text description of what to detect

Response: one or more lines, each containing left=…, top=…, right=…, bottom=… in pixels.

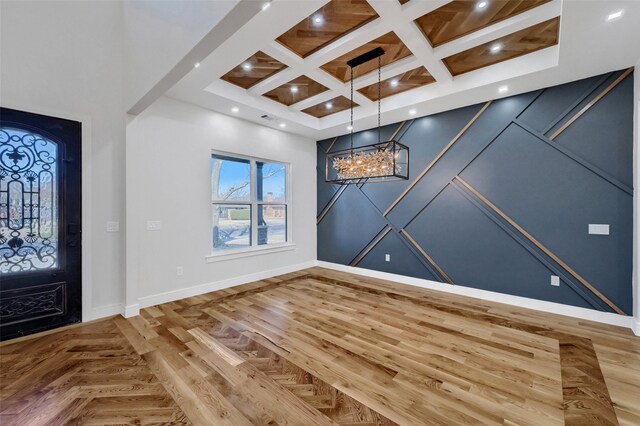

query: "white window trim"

left=208, top=150, right=292, bottom=261
left=205, top=243, right=297, bottom=263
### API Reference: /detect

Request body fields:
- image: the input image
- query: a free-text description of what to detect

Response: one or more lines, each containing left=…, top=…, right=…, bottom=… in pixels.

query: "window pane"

left=258, top=205, right=286, bottom=245
left=212, top=155, right=251, bottom=202
left=213, top=204, right=251, bottom=250
left=1, top=128, right=59, bottom=274
left=256, top=162, right=286, bottom=202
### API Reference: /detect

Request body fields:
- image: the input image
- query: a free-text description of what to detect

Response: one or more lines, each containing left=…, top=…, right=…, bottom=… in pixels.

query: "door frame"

left=2, top=101, right=94, bottom=323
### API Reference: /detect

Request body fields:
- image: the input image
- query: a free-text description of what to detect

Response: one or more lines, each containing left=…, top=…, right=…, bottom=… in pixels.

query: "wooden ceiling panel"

left=357, top=67, right=435, bottom=101
left=442, top=17, right=560, bottom=76
left=276, top=0, right=379, bottom=58
left=301, top=96, right=358, bottom=118
left=320, top=32, right=413, bottom=82
left=415, top=0, right=552, bottom=47
left=220, top=51, right=286, bottom=89
left=263, top=75, right=329, bottom=106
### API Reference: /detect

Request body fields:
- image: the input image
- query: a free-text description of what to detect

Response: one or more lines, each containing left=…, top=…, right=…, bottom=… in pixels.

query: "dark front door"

left=0, top=107, right=82, bottom=341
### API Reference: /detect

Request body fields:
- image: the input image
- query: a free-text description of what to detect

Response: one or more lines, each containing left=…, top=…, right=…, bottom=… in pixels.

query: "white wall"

left=125, top=97, right=316, bottom=308
left=123, top=0, right=238, bottom=112
left=0, top=0, right=126, bottom=319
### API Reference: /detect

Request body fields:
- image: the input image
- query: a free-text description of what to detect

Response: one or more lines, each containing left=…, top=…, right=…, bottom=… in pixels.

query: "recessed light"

left=476, top=1, right=488, bottom=9
left=390, top=79, right=399, bottom=87
left=231, top=107, right=239, bottom=113
left=347, top=125, right=353, bottom=131
left=325, top=102, right=333, bottom=109
left=409, top=109, right=417, bottom=116
left=194, top=62, right=201, bottom=68
left=242, top=63, right=252, bottom=71
left=313, top=15, right=323, bottom=24
left=490, top=43, right=502, bottom=53
left=279, top=122, right=287, bottom=128
left=290, top=86, right=299, bottom=93
left=261, top=2, right=271, bottom=11
left=607, top=10, right=623, bottom=21
left=498, top=85, right=509, bottom=94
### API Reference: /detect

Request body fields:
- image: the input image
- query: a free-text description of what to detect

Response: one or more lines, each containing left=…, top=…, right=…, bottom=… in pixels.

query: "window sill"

left=205, top=243, right=296, bottom=263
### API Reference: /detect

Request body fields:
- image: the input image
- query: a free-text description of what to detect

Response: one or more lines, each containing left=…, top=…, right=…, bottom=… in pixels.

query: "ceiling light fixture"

left=194, top=62, right=201, bottom=68
left=498, top=85, right=509, bottom=94
left=242, top=63, right=252, bottom=71
left=279, top=122, right=287, bottom=128
left=476, top=1, right=488, bottom=9
left=390, top=79, right=399, bottom=87
left=607, top=10, right=623, bottom=21
left=231, top=107, right=239, bottom=113
left=409, top=109, right=417, bottom=116
left=490, top=43, right=502, bottom=53
left=314, top=15, right=323, bottom=24
left=326, top=47, right=409, bottom=185
left=325, top=102, right=333, bottom=109
left=290, top=86, right=299, bottom=93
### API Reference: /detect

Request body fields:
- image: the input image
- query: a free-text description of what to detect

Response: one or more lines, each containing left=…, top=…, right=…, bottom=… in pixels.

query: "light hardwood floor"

left=1, top=267, right=639, bottom=425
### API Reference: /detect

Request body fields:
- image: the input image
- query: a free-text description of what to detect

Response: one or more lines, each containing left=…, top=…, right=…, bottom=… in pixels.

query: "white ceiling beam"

left=352, top=55, right=423, bottom=88
left=175, top=0, right=324, bottom=92
left=400, top=0, right=451, bottom=21
left=433, top=0, right=562, bottom=59
left=202, top=79, right=321, bottom=127
left=367, top=0, right=453, bottom=83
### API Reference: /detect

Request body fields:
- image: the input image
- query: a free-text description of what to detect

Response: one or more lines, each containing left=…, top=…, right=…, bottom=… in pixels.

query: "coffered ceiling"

left=166, top=0, right=640, bottom=140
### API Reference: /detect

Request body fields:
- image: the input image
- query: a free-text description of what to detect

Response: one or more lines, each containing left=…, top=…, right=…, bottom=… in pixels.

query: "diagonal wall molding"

left=550, top=67, right=634, bottom=140
left=318, top=69, right=634, bottom=315
left=454, top=176, right=626, bottom=315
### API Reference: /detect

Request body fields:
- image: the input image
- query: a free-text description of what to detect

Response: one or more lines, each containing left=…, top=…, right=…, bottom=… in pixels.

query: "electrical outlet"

left=550, top=275, right=560, bottom=287
left=146, top=220, right=161, bottom=231
left=176, top=266, right=184, bottom=276
left=588, top=224, right=609, bottom=235
left=106, top=221, right=119, bottom=233
left=385, top=254, right=391, bottom=262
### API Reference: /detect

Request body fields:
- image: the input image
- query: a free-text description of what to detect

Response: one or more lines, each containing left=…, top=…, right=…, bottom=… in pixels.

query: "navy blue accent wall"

left=316, top=69, right=634, bottom=315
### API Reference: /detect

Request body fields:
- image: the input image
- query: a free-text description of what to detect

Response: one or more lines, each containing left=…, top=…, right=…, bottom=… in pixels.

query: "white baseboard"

left=316, top=261, right=635, bottom=331
left=136, top=260, right=317, bottom=310
left=81, top=259, right=637, bottom=334
left=122, top=303, right=140, bottom=318
left=83, top=303, right=123, bottom=322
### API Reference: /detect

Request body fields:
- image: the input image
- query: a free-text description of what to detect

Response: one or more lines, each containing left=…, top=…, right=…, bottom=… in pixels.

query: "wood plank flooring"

left=1, top=267, right=639, bottom=425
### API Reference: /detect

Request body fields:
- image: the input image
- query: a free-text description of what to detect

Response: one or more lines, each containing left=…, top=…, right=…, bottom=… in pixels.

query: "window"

left=211, top=153, right=289, bottom=254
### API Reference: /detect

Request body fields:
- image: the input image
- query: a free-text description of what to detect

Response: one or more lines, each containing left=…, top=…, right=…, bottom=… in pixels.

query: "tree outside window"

left=211, top=153, right=288, bottom=252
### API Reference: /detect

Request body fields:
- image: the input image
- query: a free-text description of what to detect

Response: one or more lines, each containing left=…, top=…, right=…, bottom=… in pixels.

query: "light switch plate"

left=588, top=224, right=609, bottom=235
left=106, top=221, right=119, bottom=233
left=550, top=275, right=560, bottom=287
left=146, top=220, right=161, bottom=231
left=385, top=254, right=391, bottom=262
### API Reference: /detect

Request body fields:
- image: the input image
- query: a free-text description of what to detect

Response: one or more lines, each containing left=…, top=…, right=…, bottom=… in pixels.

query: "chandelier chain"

left=378, top=55, right=381, bottom=144
left=350, top=66, right=354, bottom=152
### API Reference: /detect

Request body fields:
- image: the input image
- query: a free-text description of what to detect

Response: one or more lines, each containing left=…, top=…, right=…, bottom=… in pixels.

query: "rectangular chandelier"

left=325, top=140, right=409, bottom=184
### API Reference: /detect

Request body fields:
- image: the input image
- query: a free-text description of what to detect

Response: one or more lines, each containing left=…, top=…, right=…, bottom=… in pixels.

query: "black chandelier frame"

left=324, top=47, right=410, bottom=185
